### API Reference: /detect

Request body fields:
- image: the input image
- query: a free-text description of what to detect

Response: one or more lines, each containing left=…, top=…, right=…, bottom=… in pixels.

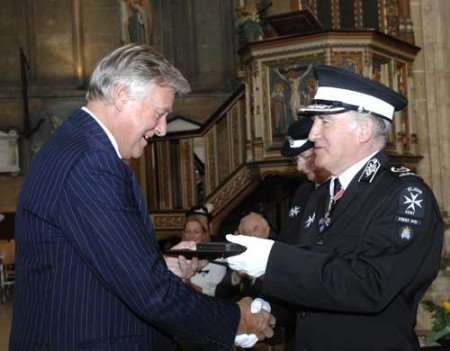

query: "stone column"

left=410, top=0, right=450, bottom=335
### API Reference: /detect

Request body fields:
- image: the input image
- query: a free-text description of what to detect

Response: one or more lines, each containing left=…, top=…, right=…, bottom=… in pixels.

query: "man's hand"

left=226, top=235, right=275, bottom=278
left=164, top=241, right=208, bottom=280
left=237, top=297, right=275, bottom=340
left=235, top=297, right=276, bottom=348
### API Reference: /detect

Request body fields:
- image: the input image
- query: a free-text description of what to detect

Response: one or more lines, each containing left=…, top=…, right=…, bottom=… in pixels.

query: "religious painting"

left=265, top=55, right=321, bottom=145
left=119, top=0, right=153, bottom=45
left=371, top=55, right=391, bottom=87
left=332, top=51, right=363, bottom=74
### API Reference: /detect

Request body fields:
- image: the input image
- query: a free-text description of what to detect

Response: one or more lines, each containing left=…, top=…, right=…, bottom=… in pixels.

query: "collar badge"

left=358, top=158, right=381, bottom=183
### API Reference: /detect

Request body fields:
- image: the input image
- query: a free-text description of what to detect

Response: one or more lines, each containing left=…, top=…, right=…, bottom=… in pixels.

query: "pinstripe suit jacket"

left=10, top=109, right=239, bottom=350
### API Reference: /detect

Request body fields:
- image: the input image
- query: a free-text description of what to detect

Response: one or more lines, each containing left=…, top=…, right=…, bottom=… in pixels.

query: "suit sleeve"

left=57, top=151, right=239, bottom=349
left=263, top=178, right=443, bottom=313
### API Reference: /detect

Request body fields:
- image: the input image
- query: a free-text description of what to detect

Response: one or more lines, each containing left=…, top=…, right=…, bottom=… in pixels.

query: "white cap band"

left=315, top=86, right=395, bottom=120
left=288, top=138, right=308, bottom=149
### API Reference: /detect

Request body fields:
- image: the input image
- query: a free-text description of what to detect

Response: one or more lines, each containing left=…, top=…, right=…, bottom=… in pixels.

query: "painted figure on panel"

left=303, top=79, right=316, bottom=104
left=270, top=82, right=289, bottom=135
left=119, top=0, right=153, bottom=44
left=271, top=63, right=313, bottom=137
left=341, top=57, right=359, bottom=73
left=235, top=0, right=264, bottom=46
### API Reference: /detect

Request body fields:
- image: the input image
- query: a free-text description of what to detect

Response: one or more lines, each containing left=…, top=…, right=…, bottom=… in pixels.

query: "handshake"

left=236, top=297, right=275, bottom=348
left=164, top=241, right=276, bottom=348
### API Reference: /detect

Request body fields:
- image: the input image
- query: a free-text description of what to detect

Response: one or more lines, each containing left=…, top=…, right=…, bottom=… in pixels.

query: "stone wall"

left=409, top=0, right=450, bottom=334
left=0, top=0, right=237, bottom=213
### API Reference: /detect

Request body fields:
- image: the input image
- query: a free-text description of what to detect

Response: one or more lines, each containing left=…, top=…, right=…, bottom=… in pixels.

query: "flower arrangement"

left=422, top=300, right=450, bottom=346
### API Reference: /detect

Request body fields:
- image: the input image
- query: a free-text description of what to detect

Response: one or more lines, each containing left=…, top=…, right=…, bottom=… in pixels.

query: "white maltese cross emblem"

left=289, top=206, right=301, bottom=218
left=304, top=212, right=315, bottom=229
left=403, top=192, right=423, bottom=214
left=401, top=186, right=424, bottom=217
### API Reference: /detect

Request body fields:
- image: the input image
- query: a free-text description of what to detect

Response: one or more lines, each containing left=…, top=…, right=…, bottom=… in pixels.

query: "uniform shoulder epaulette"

left=388, top=165, right=421, bottom=180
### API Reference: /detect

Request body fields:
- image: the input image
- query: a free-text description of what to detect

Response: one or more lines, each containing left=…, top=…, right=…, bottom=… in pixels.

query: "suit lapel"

left=331, top=177, right=362, bottom=221
left=72, top=109, right=153, bottom=230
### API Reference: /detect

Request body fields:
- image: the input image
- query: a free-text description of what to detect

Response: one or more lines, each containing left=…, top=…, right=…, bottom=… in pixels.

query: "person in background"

left=278, top=116, right=330, bottom=245
left=218, top=211, right=272, bottom=300
left=10, top=43, right=274, bottom=351
left=236, top=211, right=271, bottom=240
left=227, top=65, right=443, bottom=351
left=182, top=204, right=227, bottom=297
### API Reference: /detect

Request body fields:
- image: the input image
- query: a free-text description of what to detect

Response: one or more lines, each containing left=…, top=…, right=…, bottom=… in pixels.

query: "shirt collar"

left=82, top=106, right=122, bottom=159
left=336, top=150, right=380, bottom=190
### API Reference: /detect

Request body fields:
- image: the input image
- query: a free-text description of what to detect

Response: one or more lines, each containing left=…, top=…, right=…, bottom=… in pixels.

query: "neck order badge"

left=318, top=178, right=344, bottom=232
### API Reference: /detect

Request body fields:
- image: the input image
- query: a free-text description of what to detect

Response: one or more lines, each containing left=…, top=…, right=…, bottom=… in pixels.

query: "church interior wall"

left=0, top=0, right=448, bottom=334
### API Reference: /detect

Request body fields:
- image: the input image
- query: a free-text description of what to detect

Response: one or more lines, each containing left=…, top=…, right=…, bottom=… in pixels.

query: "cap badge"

left=358, top=158, right=381, bottom=183
left=288, top=136, right=295, bottom=147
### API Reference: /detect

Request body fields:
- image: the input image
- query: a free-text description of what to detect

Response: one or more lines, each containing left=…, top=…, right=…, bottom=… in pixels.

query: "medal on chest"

left=318, top=178, right=344, bottom=233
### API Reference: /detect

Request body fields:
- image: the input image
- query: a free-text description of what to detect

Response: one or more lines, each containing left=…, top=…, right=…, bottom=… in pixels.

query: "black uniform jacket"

left=278, top=181, right=316, bottom=245
left=262, top=151, right=443, bottom=351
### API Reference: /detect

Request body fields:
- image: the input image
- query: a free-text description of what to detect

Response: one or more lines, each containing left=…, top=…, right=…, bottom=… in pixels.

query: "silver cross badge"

left=289, top=206, right=301, bottom=218
left=304, top=212, right=315, bottom=229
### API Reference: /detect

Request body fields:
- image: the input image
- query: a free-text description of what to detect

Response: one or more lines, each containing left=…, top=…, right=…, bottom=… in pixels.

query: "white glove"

left=251, top=297, right=271, bottom=314
left=234, top=334, right=258, bottom=348
left=226, top=234, right=274, bottom=278
left=234, top=298, right=272, bottom=348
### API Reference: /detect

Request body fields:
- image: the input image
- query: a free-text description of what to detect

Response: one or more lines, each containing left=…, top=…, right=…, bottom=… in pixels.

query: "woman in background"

left=181, top=204, right=227, bottom=297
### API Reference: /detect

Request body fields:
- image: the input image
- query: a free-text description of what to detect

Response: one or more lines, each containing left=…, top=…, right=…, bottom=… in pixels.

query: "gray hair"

left=86, top=44, right=191, bottom=102
left=349, top=110, right=392, bottom=144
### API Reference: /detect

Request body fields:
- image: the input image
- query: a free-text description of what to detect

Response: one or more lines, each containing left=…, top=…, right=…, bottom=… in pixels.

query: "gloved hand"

left=235, top=298, right=273, bottom=348
left=234, top=333, right=258, bottom=348
left=226, top=234, right=274, bottom=278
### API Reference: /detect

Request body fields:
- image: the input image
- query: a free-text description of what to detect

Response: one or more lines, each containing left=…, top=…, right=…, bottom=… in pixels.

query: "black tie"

left=333, top=178, right=342, bottom=201
left=318, top=178, right=343, bottom=232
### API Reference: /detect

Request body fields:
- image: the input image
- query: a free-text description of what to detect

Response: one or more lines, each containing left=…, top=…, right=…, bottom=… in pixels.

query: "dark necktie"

left=318, top=178, right=344, bottom=232
left=332, top=178, right=343, bottom=203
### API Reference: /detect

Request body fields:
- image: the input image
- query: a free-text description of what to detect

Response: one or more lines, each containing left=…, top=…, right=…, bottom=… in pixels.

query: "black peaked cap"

left=281, top=117, right=314, bottom=157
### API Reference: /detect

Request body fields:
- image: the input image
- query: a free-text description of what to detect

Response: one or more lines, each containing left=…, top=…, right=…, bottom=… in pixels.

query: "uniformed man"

left=279, top=117, right=330, bottom=245
left=227, top=65, right=444, bottom=350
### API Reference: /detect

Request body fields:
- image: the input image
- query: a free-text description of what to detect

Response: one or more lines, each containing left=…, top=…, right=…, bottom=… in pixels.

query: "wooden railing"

left=138, top=30, right=422, bottom=238
left=139, top=86, right=268, bottom=237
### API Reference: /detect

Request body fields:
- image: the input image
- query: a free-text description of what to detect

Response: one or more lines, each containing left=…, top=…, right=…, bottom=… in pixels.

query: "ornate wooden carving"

left=151, top=212, right=186, bottom=230
left=147, top=25, right=420, bottom=237
left=205, top=128, right=218, bottom=197
left=179, top=139, right=195, bottom=208
left=332, top=51, right=364, bottom=74
left=156, top=141, right=172, bottom=210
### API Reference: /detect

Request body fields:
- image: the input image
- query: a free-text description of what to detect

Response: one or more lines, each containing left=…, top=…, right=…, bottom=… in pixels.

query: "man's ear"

left=111, top=84, right=129, bottom=111
left=358, top=118, right=373, bottom=143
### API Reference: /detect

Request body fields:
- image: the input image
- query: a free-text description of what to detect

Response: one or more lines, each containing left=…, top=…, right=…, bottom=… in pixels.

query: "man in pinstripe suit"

left=10, top=44, right=274, bottom=350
